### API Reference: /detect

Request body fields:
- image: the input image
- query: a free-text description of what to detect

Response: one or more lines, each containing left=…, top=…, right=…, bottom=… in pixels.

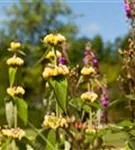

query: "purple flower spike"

left=93, top=58, right=99, bottom=68
left=124, top=1, right=131, bottom=18
left=101, top=96, right=109, bottom=108
left=100, top=88, right=109, bottom=108
left=58, top=56, right=67, bottom=65
left=83, top=55, right=89, bottom=65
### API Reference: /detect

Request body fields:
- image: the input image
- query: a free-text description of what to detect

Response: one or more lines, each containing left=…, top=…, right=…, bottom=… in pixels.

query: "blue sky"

left=67, top=0, right=129, bottom=42
left=0, top=0, right=129, bottom=42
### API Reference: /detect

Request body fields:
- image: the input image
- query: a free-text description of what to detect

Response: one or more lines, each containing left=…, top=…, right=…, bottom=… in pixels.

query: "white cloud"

left=81, top=23, right=100, bottom=35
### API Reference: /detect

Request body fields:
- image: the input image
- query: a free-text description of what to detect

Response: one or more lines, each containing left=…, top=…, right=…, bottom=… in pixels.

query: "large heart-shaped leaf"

left=9, top=67, right=17, bottom=87
left=50, top=77, right=68, bottom=113
left=14, top=97, right=28, bottom=125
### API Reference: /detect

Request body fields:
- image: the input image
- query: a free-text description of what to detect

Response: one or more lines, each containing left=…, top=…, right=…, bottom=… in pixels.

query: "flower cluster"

left=7, top=86, right=25, bottom=97
left=124, top=0, right=135, bottom=18
left=43, top=113, right=68, bottom=129
left=8, top=42, right=21, bottom=51
left=6, top=55, right=24, bottom=67
left=1, top=128, right=25, bottom=140
left=58, top=56, right=67, bottom=65
left=80, top=43, right=99, bottom=104
left=7, top=42, right=25, bottom=97
left=42, top=64, right=69, bottom=79
left=42, top=34, right=69, bottom=79
left=99, top=88, right=109, bottom=123
left=83, top=43, right=99, bottom=69
left=43, top=33, right=66, bottom=46
left=45, top=50, right=62, bottom=59
left=81, top=91, right=98, bottom=103
left=100, top=88, right=109, bottom=108
left=81, top=66, right=96, bottom=76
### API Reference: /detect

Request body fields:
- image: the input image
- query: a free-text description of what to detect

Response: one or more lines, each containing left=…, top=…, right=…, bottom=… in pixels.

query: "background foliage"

left=0, top=0, right=130, bottom=127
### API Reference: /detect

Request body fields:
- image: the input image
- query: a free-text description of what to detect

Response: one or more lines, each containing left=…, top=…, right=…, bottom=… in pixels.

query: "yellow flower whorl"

left=2, top=128, right=25, bottom=140
left=81, top=91, right=98, bottom=102
left=46, top=50, right=62, bottom=59
left=7, top=55, right=24, bottom=66
left=7, top=86, right=25, bottom=96
left=42, top=64, right=69, bottom=79
left=81, top=66, right=96, bottom=76
left=43, top=33, right=66, bottom=46
left=43, top=113, right=68, bottom=129
left=9, top=42, right=21, bottom=51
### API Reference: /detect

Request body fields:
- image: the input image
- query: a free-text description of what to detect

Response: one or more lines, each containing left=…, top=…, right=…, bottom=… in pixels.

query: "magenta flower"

left=124, top=1, right=131, bottom=18
left=92, top=58, right=99, bottom=68
left=58, top=56, right=67, bottom=65
left=100, top=88, right=109, bottom=123
left=100, top=88, right=109, bottom=108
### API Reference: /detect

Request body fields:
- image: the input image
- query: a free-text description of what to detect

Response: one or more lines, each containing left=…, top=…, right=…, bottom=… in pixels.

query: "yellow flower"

left=7, top=86, right=25, bottom=96
left=46, top=50, right=62, bottom=59
left=85, top=128, right=96, bottom=134
left=2, top=128, right=25, bottom=140
left=6, top=55, right=24, bottom=66
left=56, top=33, right=66, bottom=43
left=60, top=64, right=69, bottom=75
left=42, top=67, right=53, bottom=78
left=43, top=33, right=66, bottom=46
left=81, top=66, right=96, bottom=76
left=42, top=64, right=69, bottom=79
left=9, top=42, right=21, bottom=51
left=81, top=91, right=98, bottom=102
left=43, top=113, right=68, bottom=129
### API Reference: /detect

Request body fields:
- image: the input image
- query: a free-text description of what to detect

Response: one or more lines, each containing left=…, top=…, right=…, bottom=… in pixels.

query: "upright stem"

left=87, top=81, right=91, bottom=91
left=53, top=47, right=57, bottom=66
left=12, top=139, right=16, bottom=150
left=14, top=104, right=17, bottom=128
left=89, top=108, right=92, bottom=127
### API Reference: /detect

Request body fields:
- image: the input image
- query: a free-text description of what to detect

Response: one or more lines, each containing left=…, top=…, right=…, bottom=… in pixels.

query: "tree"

left=4, top=0, right=77, bottom=43
left=92, top=35, right=104, bottom=60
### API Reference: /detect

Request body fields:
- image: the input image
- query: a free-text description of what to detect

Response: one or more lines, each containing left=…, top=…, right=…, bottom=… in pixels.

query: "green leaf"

left=89, top=102, right=102, bottom=109
left=125, top=95, right=135, bottom=101
left=18, top=50, right=26, bottom=56
left=125, top=144, right=132, bottom=150
left=108, top=99, right=122, bottom=108
left=9, top=67, right=17, bottom=87
left=116, top=120, right=134, bottom=127
left=14, top=97, right=28, bottom=125
left=64, top=141, right=71, bottom=150
left=128, top=139, right=135, bottom=150
left=82, top=105, right=90, bottom=113
left=50, top=77, right=68, bottom=113
left=103, top=131, right=129, bottom=146
left=5, top=101, right=14, bottom=127
left=45, top=129, right=56, bottom=150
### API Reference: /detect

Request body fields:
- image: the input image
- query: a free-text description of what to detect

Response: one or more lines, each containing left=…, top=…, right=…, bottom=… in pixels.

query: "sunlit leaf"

left=50, top=77, right=68, bottom=113
left=5, top=101, right=14, bottom=127
left=45, top=129, right=56, bottom=150
left=9, top=67, right=17, bottom=87
left=128, top=139, right=135, bottom=150
left=14, top=97, right=28, bottom=125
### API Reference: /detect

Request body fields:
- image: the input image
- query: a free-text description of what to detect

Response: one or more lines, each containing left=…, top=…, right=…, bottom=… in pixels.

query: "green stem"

left=89, top=108, right=92, bottom=127
left=14, top=104, right=17, bottom=128
left=28, top=121, right=55, bottom=150
left=12, top=139, right=16, bottom=150
left=56, top=102, right=59, bottom=116
left=87, top=81, right=91, bottom=91
left=53, top=47, right=57, bottom=66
